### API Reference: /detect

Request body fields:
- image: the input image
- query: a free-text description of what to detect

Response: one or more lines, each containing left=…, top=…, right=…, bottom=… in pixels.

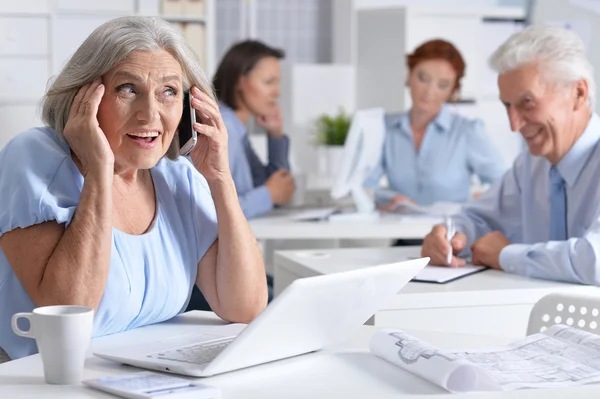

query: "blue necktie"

left=549, top=166, right=567, bottom=241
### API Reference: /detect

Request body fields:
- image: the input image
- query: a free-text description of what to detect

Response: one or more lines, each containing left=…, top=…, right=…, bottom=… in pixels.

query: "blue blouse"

left=364, top=106, right=507, bottom=206
left=0, top=127, right=218, bottom=359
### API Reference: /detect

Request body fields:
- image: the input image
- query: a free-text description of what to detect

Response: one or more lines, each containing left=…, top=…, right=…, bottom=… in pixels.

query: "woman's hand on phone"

left=188, top=86, right=231, bottom=184
left=63, top=78, right=114, bottom=176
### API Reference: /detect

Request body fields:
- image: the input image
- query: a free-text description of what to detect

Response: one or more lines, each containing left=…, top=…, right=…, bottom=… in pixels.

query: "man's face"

left=498, top=62, right=582, bottom=163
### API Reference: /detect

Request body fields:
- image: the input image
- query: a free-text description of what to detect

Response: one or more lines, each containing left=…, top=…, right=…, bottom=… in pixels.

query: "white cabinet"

left=0, top=0, right=50, bottom=14
left=0, top=17, right=49, bottom=56
left=0, top=59, right=50, bottom=103
left=52, top=15, right=120, bottom=72
left=0, top=105, right=42, bottom=149
left=0, top=5, right=51, bottom=147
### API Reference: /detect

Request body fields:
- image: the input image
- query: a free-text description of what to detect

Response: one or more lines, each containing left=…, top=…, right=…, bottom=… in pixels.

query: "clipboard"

left=411, top=264, right=488, bottom=284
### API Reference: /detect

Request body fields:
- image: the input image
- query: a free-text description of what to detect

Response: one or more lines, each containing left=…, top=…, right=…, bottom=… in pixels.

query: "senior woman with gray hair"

left=0, top=16, right=267, bottom=362
left=422, top=25, right=600, bottom=285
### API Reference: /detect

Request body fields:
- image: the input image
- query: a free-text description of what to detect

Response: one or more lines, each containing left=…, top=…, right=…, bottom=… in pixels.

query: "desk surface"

left=249, top=209, right=439, bottom=240
left=274, top=246, right=600, bottom=310
left=2, top=311, right=599, bottom=398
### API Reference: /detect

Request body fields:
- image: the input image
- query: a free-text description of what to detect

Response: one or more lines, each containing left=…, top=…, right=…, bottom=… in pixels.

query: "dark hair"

left=212, top=40, right=285, bottom=110
left=407, top=39, right=466, bottom=96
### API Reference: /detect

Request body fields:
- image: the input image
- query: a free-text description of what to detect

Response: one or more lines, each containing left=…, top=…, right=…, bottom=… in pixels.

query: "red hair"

left=407, top=39, right=466, bottom=95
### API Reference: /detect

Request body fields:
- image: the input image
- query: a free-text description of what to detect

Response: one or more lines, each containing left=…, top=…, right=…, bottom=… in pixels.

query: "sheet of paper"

left=370, top=325, right=600, bottom=393
left=413, top=265, right=486, bottom=283
left=290, top=207, right=338, bottom=221
left=392, top=201, right=463, bottom=217
left=369, top=329, right=498, bottom=393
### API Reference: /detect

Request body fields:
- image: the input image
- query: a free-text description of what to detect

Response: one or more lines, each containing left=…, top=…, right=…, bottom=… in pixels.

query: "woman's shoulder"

left=218, top=103, right=245, bottom=140
left=0, top=127, right=73, bottom=181
left=152, top=156, right=210, bottom=193
left=384, top=112, right=407, bottom=130
left=3, top=126, right=70, bottom=156
left=0, top=127, right=81, bottom=231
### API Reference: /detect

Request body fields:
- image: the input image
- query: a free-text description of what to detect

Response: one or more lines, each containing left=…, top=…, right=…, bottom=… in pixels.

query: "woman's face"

left=97, top=49, right=184, bottom=172
left=408, top=59, right=457, bottom=115
left=236, top=56, right=281, bottom=116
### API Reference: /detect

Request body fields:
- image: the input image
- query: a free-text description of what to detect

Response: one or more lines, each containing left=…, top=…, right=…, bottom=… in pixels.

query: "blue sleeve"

left=452, top=153, right=524, bottom=253
left=266, top=135, right=290, bottom=176
left=466, top=119, right=508, bottom=184
left=245, top=135, right=290, bottom=186
left=0, top=129, right=80, bottom=237
left=499, top=224, right=600, bottom=284
left=238, top=185, right=273, bottom=219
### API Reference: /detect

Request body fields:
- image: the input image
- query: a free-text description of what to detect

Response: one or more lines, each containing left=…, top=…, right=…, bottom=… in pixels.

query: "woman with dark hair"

left=213, top=40, right=295, bottom=219
left=365, top=39, right=506, bottom=210
left=187, top=40, right=293, bottom=311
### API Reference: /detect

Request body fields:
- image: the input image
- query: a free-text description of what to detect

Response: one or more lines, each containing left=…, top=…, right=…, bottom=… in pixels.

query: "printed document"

left=370, top=325, right=600, bottom=392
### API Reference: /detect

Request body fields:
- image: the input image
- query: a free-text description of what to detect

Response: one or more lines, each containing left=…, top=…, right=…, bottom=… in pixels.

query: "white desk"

left=274, top=246, right=600, bottom=338
left=248, top=209, right=438, bottom=240
left=2, top=311, right=598, bottom=398
left=249, top=210, right=438, bottom=276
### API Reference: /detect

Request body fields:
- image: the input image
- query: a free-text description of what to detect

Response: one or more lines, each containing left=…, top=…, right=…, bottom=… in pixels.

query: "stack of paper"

left=370, top=325, right=600, bottom=392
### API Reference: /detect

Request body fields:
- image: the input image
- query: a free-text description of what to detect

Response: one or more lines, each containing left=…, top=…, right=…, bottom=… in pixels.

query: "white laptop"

left=94, top=258, right=428, bottom=377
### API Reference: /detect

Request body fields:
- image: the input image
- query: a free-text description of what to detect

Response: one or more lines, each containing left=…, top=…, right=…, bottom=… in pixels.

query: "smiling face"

left=97, top=49, right=184, bottom=172
left=498, top=62, right=587, bottom=163
left=408, top=59, right=457, bottom=115
left=236, top=56, right=281, bottom=116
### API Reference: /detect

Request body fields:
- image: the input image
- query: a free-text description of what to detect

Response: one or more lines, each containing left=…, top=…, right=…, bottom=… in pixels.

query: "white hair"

left=42, top=16, right=213, bottom=159
left=489, top=25, right=595, bottom=110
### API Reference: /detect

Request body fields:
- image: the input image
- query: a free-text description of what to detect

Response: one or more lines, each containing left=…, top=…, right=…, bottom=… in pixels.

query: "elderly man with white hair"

left=421, top=25, right=600, bottom=285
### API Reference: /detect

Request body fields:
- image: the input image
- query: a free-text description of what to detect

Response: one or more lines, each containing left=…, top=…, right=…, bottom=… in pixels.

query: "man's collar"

left=556, top=113, right=600, bottom=187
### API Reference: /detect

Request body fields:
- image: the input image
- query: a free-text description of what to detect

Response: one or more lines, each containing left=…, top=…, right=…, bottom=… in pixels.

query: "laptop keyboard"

left=148, top=339, right=234, bottom=365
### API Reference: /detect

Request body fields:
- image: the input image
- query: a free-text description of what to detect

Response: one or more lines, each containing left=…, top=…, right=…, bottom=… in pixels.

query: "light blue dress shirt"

left=0, top=127, right=218, bottom=359
left=453, top=113, right=600, bottom=285
left=365, top=105, right=507, bottom=206
left=220, top=104, right=290, bottom=219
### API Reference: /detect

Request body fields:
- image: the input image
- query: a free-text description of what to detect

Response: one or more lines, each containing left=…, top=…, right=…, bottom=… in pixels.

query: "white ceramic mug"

left=11, top=305, right=94, bottom=385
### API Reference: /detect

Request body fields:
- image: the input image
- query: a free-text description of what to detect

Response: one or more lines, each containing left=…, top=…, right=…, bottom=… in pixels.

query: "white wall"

left=530, top=0, right=600, bottom=114
left=280, top=64, right=355, bottom=175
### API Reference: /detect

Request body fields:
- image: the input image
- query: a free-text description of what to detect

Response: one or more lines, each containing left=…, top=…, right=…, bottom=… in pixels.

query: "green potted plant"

left=314, top=109, right=352, bottom=176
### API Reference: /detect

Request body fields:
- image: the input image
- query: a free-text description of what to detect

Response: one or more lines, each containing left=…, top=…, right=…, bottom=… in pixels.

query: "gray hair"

left=42, top=16, right=214, bottom=159
left=489, top=25, right=595, bottom=110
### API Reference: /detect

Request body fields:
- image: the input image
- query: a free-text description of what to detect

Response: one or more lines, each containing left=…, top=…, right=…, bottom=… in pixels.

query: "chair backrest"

left=527, top=292, right=600, bottom=336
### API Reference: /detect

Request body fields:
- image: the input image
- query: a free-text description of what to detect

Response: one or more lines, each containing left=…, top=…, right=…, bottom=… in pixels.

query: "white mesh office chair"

left=527, top=293, right=600, bottom=335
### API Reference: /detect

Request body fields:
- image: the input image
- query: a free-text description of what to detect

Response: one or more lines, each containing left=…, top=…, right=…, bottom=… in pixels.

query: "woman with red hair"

left=365, top=39, right=506, bottom=211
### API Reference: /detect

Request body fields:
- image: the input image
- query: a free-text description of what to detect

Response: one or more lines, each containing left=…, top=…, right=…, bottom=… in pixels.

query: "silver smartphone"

left=178, top=91, right=197, bottom=156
